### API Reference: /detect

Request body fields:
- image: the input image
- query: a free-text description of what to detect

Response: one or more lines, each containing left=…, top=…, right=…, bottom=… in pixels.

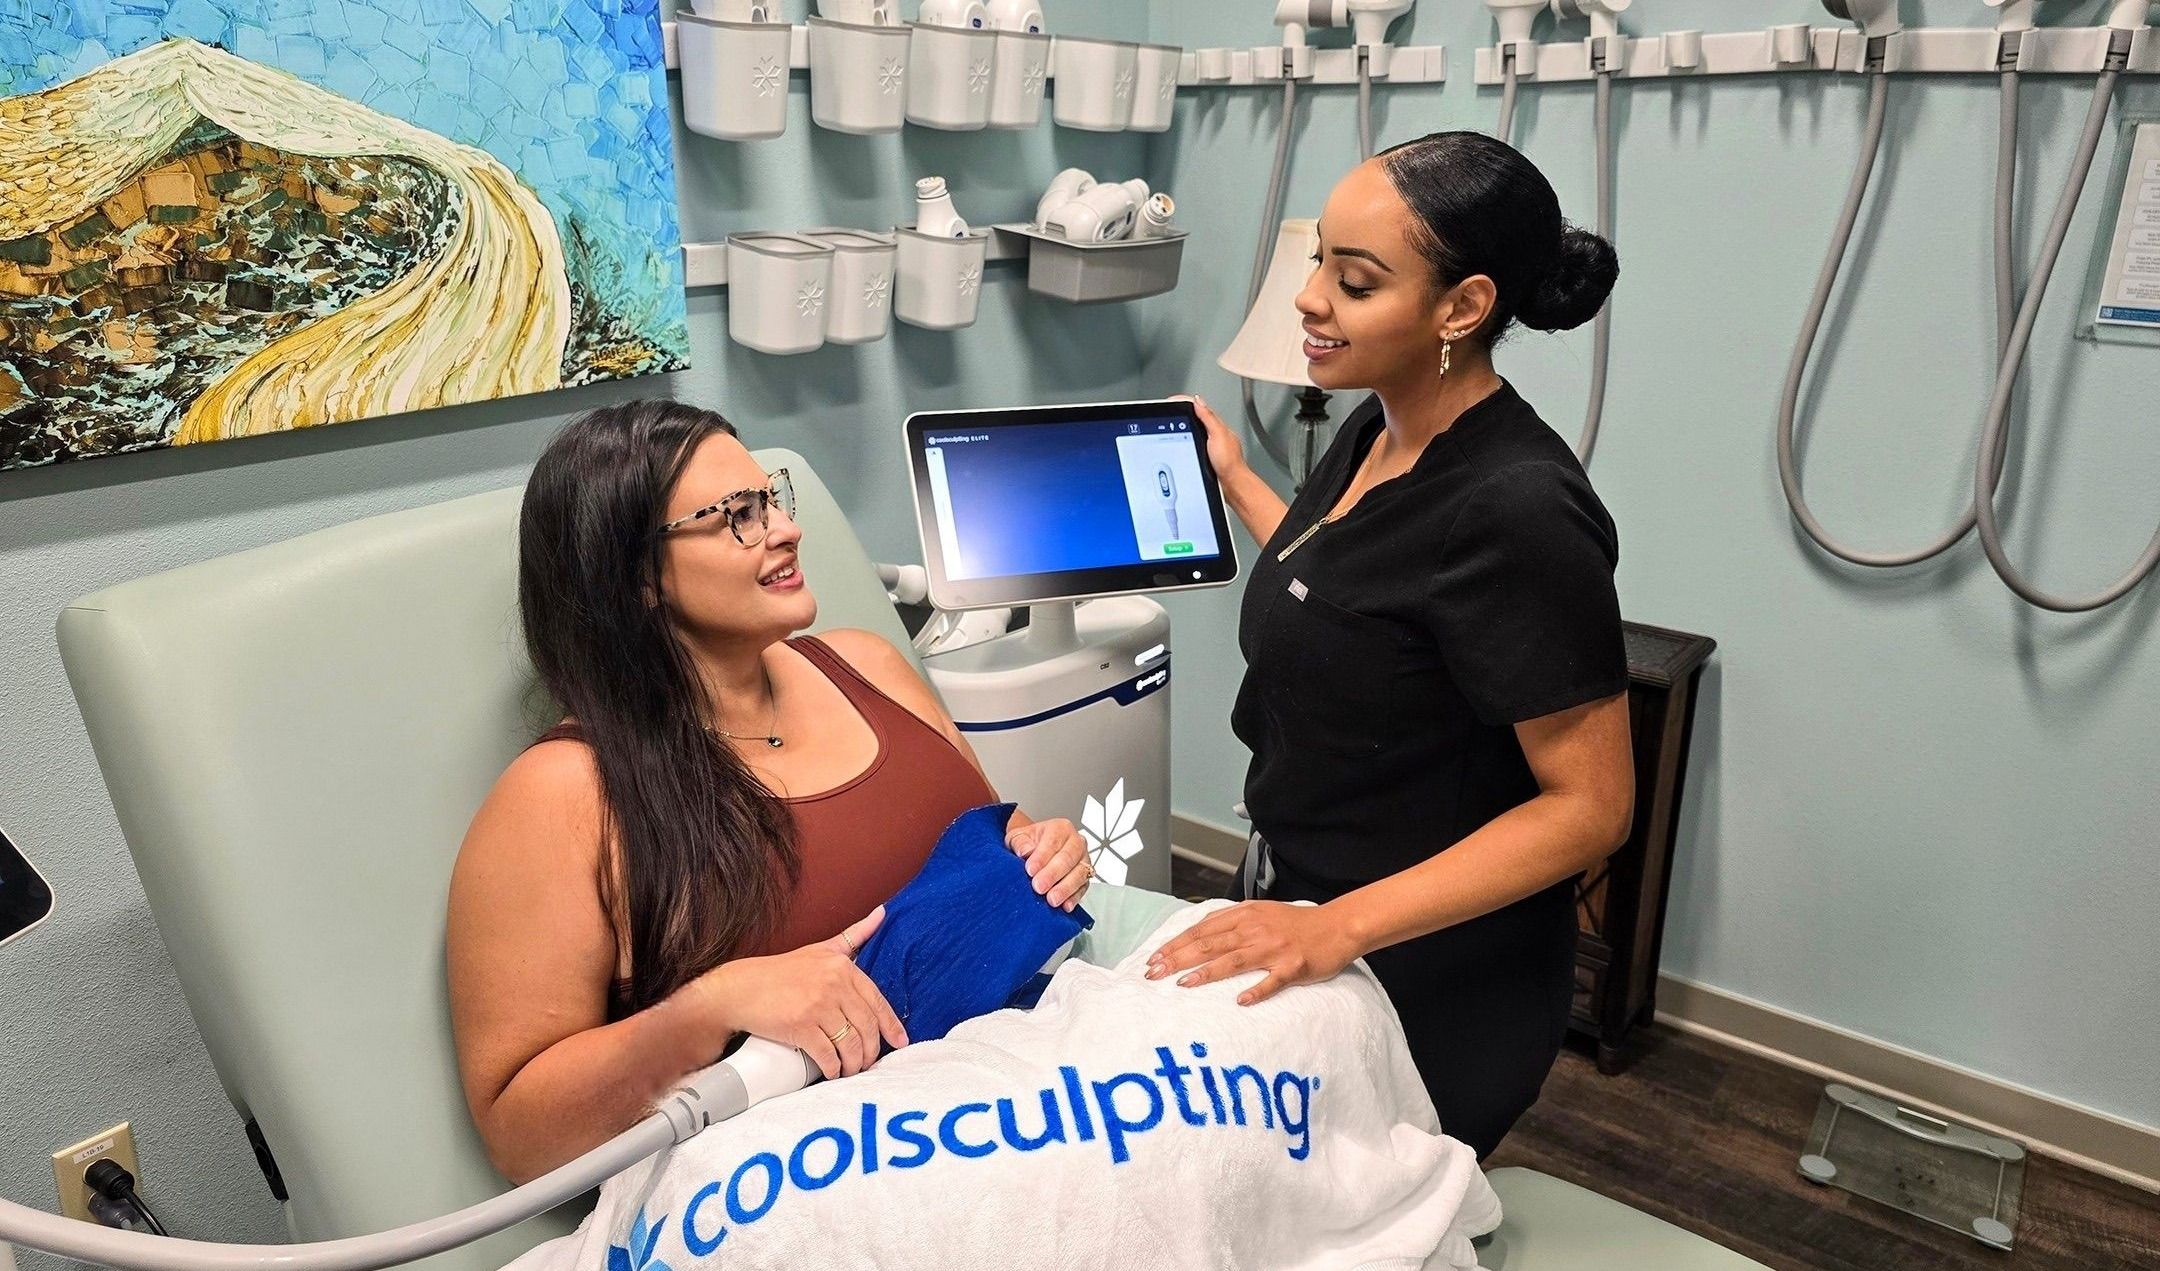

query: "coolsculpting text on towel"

left=506, top=901, right=1501, bottom=1270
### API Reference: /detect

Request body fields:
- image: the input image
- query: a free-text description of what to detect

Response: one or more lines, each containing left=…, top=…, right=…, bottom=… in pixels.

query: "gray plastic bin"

left=993, top=223, right=1186, bottom=304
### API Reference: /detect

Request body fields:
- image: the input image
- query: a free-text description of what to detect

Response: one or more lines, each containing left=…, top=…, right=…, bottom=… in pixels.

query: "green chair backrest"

left=57, top=451, right=908, bottom=1271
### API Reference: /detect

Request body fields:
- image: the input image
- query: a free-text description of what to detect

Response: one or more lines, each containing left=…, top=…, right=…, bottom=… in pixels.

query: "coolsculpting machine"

left=903, top=400, right=1241, bottom=894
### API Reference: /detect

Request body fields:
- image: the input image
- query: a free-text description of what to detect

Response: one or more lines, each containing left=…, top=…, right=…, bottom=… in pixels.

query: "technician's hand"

left=1144, top=901, right=1358, bottom=1006
left=698, top=907, right=908, bottom=1080
left=1174, top=394, right=1248, bottom=482
left=1007, top=816, right=1093, bottom=911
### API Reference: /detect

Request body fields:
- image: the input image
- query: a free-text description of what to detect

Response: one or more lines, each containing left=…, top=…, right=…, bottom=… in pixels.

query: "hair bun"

left=1518, top=225, right=1618, bottom=333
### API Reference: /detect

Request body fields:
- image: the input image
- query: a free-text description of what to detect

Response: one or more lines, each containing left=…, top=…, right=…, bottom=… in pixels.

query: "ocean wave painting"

left=1, top=1, right=689, bottom=471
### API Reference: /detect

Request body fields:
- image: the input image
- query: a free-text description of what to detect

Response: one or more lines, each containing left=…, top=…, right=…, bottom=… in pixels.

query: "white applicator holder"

left=677, top=12, right=795, bottom=140
left=989, top=222, right=1186, bottom=305
left=907, top=19, right=999, bottom=129
left=659, top=24, right=1454, bottom=131
left=806, top=15, right=915, bottom=133
left=1469, top=22, right=2159, bottom=84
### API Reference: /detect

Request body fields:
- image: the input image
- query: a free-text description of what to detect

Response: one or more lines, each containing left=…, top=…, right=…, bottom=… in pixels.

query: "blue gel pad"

left=852, top=803, right=1093, bottom=1045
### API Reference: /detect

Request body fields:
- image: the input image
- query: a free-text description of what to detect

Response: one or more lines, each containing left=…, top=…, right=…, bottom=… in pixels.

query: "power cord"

left=83, top=1161, right=167, bottom=1238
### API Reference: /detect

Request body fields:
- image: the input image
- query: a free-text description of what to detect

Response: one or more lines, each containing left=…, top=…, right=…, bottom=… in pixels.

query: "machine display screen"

left=0, top=825, right=54, bottom=948
left=905, top=400, right=1240, bottom=610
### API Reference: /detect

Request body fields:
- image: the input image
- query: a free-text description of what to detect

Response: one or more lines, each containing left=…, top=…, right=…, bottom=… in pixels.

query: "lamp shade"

left=1217, top=218, right=1320, bottom=388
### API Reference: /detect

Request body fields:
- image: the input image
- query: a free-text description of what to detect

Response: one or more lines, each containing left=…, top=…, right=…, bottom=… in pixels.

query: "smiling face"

left=1293, top=158, right=1496, bottom=395
left=653, top=433, right=816, bottom=648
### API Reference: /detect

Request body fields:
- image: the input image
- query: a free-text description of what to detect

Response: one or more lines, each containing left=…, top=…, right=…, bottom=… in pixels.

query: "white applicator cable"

left=0, top=1042, right=818, bottom=1271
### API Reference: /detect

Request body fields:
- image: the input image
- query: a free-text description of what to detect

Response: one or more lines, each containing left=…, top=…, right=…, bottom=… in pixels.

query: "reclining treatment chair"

left=58, top=452, right=1765, bottom=1271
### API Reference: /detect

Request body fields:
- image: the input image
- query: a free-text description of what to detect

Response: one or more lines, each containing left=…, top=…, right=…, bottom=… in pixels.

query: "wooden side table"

left=1571, top=620, right=1716, bottom=1074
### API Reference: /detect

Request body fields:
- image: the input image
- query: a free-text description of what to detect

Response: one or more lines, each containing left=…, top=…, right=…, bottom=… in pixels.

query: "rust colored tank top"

left=531, top=635, right=997, bottom=971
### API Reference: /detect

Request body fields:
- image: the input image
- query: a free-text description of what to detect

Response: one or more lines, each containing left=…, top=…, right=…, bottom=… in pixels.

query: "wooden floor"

left=1167, top=856, right=2160, bottom=1270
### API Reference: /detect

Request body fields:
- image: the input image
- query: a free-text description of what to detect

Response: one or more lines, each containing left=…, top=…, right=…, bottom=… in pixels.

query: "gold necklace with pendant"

left=1276, top=515, right=1336, bottom=562
left=1280, top=420, right=1405, bottom=562
left=710, top=668, right=784, bottom=748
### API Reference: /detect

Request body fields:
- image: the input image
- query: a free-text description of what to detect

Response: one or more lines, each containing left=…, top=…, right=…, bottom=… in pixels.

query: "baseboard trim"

left=1170, top=813, right=1245, bottom=876
left=1656, top=974, right=2160, bottom=1195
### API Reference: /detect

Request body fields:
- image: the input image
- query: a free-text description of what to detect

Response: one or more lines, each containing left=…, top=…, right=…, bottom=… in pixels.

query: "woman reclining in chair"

left=447, top=401, right=1095, bottom=1184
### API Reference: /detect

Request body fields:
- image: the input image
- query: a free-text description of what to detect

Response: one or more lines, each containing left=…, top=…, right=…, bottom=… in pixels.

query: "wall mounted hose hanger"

left=1484, top=2, right=2160, bottom=607
left=1778, top=0, right=2160, bottom=610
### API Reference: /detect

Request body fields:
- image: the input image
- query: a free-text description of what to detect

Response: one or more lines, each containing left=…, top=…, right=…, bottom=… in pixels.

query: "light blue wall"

left=1143, top=0, right=2159, bottom=1130
left=0, top=0, right=1150, bottom=1257
left=5, top=2, right=2158, bottom=1254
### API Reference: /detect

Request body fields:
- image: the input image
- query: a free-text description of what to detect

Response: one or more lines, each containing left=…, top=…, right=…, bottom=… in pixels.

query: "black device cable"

left=84, top=1161, right=169, bottom=1238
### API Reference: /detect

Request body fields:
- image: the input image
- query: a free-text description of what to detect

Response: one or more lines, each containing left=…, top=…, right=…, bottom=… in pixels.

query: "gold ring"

left=826, top=1023, right=853, bottom=1045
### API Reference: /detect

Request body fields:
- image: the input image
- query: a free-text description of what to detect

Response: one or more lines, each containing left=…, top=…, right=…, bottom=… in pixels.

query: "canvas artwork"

left=0, top=0, right=689, bottom=471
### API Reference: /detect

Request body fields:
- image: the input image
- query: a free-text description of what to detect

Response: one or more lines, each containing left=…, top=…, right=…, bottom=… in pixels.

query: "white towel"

left=507, top=901, right=1501, bottom=1271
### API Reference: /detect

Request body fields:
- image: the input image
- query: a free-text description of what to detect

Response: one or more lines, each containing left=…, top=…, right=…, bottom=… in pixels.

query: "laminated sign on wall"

left=2095, top=121, right=2160, bottom=331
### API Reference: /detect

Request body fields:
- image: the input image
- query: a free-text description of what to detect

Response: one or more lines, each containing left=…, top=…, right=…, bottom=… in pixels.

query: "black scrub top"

left=1233, top=383, right=1628, bottom=896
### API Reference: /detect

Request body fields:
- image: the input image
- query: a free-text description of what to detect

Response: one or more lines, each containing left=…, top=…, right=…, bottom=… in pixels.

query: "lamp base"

left=1294, top=385, right=1333, bottom=490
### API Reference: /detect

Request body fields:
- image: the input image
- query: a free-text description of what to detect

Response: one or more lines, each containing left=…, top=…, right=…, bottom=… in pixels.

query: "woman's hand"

left=1144, top=901, right=1358, bottom=1006
left=697, top=907, right=908, bottom=1080
left=1006, top=816, right=1093, bottom=911
left=1174, top=393, right=1288, bottom=545
left=1175, top=394, right=1248, bottom=482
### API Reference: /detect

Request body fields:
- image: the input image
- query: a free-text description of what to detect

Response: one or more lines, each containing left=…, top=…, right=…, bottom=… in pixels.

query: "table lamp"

left=1218, top=218, right=1335, bottom=485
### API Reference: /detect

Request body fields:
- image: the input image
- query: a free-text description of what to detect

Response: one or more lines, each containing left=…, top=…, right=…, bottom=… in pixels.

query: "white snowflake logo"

left=863, top=272, right=890, bottom=309
left=1022, top=60, right=1046, bottom=95
left=878, top=58, right=905, bottom=94
left=795, top=281, right=826, bottom=317
left=968, top=58, right=992, bottom=94
left=956, top=264, right=980, bottom=297
left=1080, top=779, right=1146, bottom=887
left=1113, top=68, right=1135, bottom=100
left=751, top=57, right=784, bottom=97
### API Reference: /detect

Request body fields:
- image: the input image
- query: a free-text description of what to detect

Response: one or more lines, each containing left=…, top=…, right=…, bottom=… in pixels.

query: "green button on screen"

left=1163, top=541, right=1195, bottom=555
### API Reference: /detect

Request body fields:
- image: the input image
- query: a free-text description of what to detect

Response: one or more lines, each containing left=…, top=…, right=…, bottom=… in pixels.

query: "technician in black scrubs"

left=1147, top=132, right=1635, bottom=1159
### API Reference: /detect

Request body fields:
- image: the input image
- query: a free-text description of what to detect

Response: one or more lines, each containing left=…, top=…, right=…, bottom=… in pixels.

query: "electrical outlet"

left=51, top=1122, right=138, bottom=1222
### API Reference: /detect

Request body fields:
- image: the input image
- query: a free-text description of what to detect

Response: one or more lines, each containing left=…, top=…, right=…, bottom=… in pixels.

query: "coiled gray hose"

left=1494, top=57, right=1609, bottom=463
left=1240, top=74, right=1300, bottom=477
left=1498, top=60, right=1519, bottom=141
left=1357, top=54, right=1374, bottom=159
left=1973, top=68, right=2160, bottom=611
left=1576, top=67, right=1614, bottom=464
left=1776, top=71, right=2013, bottom=567
left=1995, top=70, right=2020, bottom=358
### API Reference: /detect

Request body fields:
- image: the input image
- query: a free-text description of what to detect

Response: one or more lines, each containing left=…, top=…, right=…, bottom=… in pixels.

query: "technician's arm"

left=1180, top=395, right=1289, bottom=547
left=1330, top=692, right=1634, bottom=955
left=1150, top=693, right=1633, bottom=1002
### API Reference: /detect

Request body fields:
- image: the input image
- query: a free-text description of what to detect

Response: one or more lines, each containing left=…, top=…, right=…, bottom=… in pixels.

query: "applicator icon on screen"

left=1157, top=465, right=1179, bottom=541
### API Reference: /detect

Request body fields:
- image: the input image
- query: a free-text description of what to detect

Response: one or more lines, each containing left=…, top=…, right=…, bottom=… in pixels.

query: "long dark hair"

left=518, top=400, right=798, bottom=1018
left=1379, top=131, right=1619, bottom=341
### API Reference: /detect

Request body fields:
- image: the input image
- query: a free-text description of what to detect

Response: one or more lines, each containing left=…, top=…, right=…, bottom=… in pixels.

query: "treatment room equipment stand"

left=924, top=598, right=1173, bottom=894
